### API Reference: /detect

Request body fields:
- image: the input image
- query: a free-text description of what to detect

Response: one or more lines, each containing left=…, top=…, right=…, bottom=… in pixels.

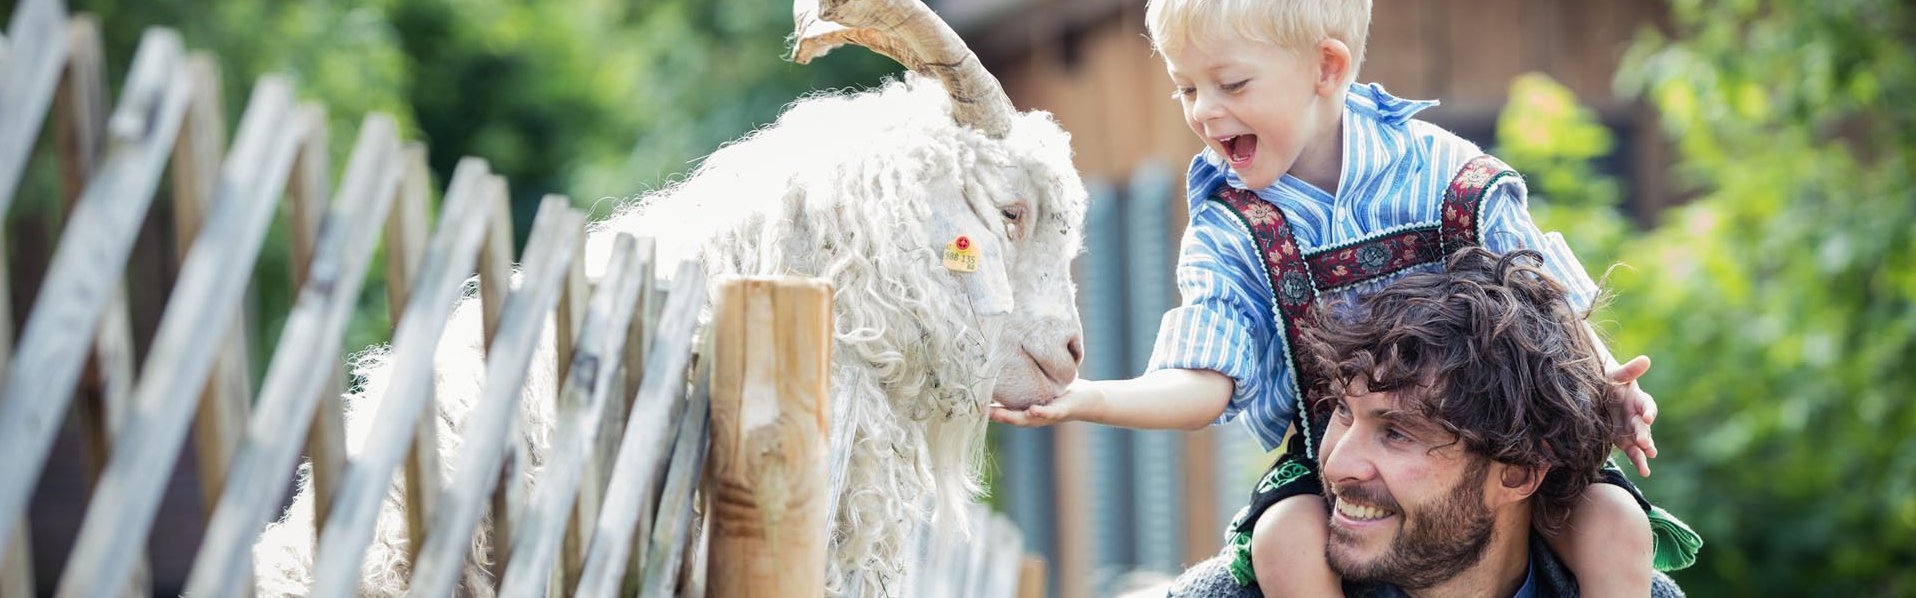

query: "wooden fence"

left=0, top=0, right=1044, bottom=595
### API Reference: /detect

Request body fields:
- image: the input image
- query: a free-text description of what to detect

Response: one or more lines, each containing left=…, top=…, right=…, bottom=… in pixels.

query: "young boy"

left=990, top=0, right=1699, bottom=595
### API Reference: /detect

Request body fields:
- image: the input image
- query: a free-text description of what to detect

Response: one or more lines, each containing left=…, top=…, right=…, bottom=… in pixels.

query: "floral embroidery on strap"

left=1306, top=227, right=1444, bottom=292
left=1441, top=155, right=1517, bottom=254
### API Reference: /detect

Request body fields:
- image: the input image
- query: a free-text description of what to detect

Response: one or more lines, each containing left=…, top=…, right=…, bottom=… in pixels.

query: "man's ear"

left=1492, top=462, right=1550, bottom=505
left=1316, top=38, right=1352, bottom=96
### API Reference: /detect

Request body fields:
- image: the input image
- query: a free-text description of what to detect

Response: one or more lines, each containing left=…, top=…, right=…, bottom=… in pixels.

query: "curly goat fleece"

left=252, top=76, right=1087, bottom=596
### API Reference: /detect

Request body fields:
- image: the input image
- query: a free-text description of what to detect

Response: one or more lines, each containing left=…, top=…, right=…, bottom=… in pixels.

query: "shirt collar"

left=1510, top=557, right=1540, bottom=598
left=1184, top=82, right=1439, bottom=211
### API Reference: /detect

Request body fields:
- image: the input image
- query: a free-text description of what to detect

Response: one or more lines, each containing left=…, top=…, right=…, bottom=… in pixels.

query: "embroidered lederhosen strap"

left=1304, top=155, right=1521, bottom=293
left=1207, top=187, right=1328, bottom=459
left=1440, top=155, right=1518, bottom=256
left=1204, top=155, right=1514, bottom=459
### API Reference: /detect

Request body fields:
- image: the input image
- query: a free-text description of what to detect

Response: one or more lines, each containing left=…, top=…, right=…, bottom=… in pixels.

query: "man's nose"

left=1319, top=425, right=1369, bottom=484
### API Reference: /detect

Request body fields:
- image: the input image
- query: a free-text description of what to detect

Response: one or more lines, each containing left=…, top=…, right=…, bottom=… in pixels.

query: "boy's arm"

left=991, top=205, right=1277, bottom=432
left=988, top=368, right=1232, bottom=430
left=1548, top=483, right=1655, bottom=596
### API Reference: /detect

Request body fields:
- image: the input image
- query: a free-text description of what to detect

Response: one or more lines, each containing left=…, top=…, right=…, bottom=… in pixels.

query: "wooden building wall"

left=960, top=0, right=1676, bottom=215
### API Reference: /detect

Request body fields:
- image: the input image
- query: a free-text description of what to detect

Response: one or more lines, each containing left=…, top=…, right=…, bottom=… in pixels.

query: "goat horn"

left=793, top=0, right=1015, bottom=139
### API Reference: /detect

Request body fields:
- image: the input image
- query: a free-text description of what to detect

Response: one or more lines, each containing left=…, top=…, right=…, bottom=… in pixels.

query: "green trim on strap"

left=1649, top=504, right=1703, bottom=571
left=1257, top=460, right=1313, bottom=495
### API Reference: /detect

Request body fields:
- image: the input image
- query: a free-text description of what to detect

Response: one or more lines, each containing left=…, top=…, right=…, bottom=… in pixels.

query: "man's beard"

left=1326, top=458, right=1496, bottom=590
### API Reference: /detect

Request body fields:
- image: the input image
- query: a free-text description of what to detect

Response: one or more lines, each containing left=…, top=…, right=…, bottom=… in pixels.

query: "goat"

left=252, top=0, right=1087, bottom=595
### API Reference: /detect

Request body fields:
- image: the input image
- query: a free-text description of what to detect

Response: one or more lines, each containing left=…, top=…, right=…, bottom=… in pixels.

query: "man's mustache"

left=1329, top=481, right=1403, bottom=515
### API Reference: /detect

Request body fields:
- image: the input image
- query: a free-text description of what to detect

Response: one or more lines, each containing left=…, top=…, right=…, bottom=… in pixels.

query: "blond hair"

left=1146, top=0, right=1372, bottom=79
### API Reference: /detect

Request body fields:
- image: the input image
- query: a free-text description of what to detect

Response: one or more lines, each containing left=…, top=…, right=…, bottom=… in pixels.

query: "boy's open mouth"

left=1222, top=134, right=1258, bottom=166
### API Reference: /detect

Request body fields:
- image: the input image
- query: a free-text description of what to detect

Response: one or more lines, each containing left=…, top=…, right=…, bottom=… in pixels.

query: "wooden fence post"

left=709, top=277, right=831, bottom=597
left=51, top=15, right=147, bottom=596
left=182, top=55, right=256, bottom=524
left=1018, top=555, right=1048, bottom=598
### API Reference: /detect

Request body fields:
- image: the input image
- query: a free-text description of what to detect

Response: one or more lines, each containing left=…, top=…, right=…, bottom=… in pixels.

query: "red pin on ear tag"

left=943, top=235, right=979, bottom=273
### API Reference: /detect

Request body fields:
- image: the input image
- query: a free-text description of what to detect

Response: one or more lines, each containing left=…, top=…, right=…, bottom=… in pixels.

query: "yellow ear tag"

left=942, top=235, right=980, bottom=273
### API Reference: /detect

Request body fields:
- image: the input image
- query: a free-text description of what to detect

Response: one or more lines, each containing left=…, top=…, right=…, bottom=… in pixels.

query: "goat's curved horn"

left=793, top=0, right=1015, bottom=139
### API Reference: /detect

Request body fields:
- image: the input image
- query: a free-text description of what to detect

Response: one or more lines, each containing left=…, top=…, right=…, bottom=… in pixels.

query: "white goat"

left=251, top=0, right=1088, bottom=594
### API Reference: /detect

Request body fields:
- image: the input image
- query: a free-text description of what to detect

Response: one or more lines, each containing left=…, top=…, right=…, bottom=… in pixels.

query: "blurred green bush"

left=1497, top=0, right=1915, bottom=593
left=3, top=0, right=893, bottom=372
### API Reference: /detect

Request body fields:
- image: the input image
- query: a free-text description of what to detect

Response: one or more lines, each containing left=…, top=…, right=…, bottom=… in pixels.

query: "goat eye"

left=1001, top=207, right=1023, bottom=222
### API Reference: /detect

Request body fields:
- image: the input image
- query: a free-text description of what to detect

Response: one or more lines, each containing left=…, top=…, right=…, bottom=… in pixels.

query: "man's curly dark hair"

left=1299, top=247, right=1626, bottom=535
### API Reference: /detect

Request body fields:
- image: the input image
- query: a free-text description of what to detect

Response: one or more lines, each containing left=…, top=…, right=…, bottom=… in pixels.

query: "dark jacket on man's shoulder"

left=1169, top=534, right=1684, bottom=598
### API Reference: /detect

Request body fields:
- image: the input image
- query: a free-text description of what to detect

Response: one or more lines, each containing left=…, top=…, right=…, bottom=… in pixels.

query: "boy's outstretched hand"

left=1608, top=355, right=1660, bottom=477
left=989, top=379, right=1102, bottom=427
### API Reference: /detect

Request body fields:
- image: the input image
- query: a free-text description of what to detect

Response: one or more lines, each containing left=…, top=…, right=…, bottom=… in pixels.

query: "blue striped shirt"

left=1147, top=83, right=1598, bottom=450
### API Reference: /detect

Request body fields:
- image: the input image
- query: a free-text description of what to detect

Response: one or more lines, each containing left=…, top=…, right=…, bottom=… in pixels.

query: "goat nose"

left=1065, top=333, right=1084, bottom=366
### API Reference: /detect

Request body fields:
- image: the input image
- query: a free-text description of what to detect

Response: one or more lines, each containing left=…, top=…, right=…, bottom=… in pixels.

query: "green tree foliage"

left=1498, top=0, right=1915, bottom=593
left=5, top=0, right=894, bottom=368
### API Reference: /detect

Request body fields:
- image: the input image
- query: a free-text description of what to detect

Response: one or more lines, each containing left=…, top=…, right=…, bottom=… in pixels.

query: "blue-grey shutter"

left=1125, top=162, right=1183, bottom=573
left=1078, top=179, right=1137, bottom=580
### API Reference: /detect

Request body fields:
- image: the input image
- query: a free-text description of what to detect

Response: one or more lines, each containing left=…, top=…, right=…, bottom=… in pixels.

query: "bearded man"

left=1172, top=247, right=1684, bottom=597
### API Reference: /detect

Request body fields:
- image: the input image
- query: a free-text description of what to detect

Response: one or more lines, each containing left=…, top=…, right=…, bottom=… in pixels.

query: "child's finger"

left=1625, top=446, right=1651, bottom=477
left=987, top=406, right=1013, bottom=424
left=1608, top=355, right=1652, bottom=384
left=989, top=406, right=1032, bottom=427
left=1632, top=416, right=1658, bottom=459
left=1639, top=390, right=1659, bottom=425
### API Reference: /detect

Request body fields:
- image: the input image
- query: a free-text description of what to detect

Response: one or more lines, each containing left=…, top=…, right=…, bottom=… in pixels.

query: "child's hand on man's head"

left=1607, top=355, right=1660, bottom=477
left=988, top=379, right=1101, bottom=427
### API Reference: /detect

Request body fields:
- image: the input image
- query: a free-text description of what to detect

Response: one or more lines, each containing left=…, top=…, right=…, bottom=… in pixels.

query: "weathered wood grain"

left=180, top=113, right=407, bottom=598
left=0, top=0, right=67, bottom=209
left=0, top=29, right=189, bottom=563
left=497, top=233, right=652, bottom=596
left=707, top=277, right=831, bottom=598
left=307, top=157, right=500, bottom=598
left=55, top=75, right=308, bottom=598
left=573, top=261, right=705, bottom=596
left=407, top=197, right=585, bottom=598
left=635, top=351, right=712, bottom=598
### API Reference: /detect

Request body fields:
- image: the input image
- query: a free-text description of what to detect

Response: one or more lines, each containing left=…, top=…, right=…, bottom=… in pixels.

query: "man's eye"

left=1385, top=427, right=1411, bottom=443
left=1333, top=400, right=1351, bottom=420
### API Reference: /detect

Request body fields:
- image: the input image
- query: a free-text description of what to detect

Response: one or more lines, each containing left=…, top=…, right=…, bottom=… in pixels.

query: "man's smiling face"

left=1318, top=379, right=1500, bottom=590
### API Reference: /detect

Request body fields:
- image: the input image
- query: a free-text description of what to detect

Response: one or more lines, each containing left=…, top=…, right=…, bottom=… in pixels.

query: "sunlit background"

left=3, top=0, right=1911, bottom=596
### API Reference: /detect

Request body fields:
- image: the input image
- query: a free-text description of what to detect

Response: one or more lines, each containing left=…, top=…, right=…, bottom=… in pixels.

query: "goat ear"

left=958, top=238, right=1014, bottom=317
